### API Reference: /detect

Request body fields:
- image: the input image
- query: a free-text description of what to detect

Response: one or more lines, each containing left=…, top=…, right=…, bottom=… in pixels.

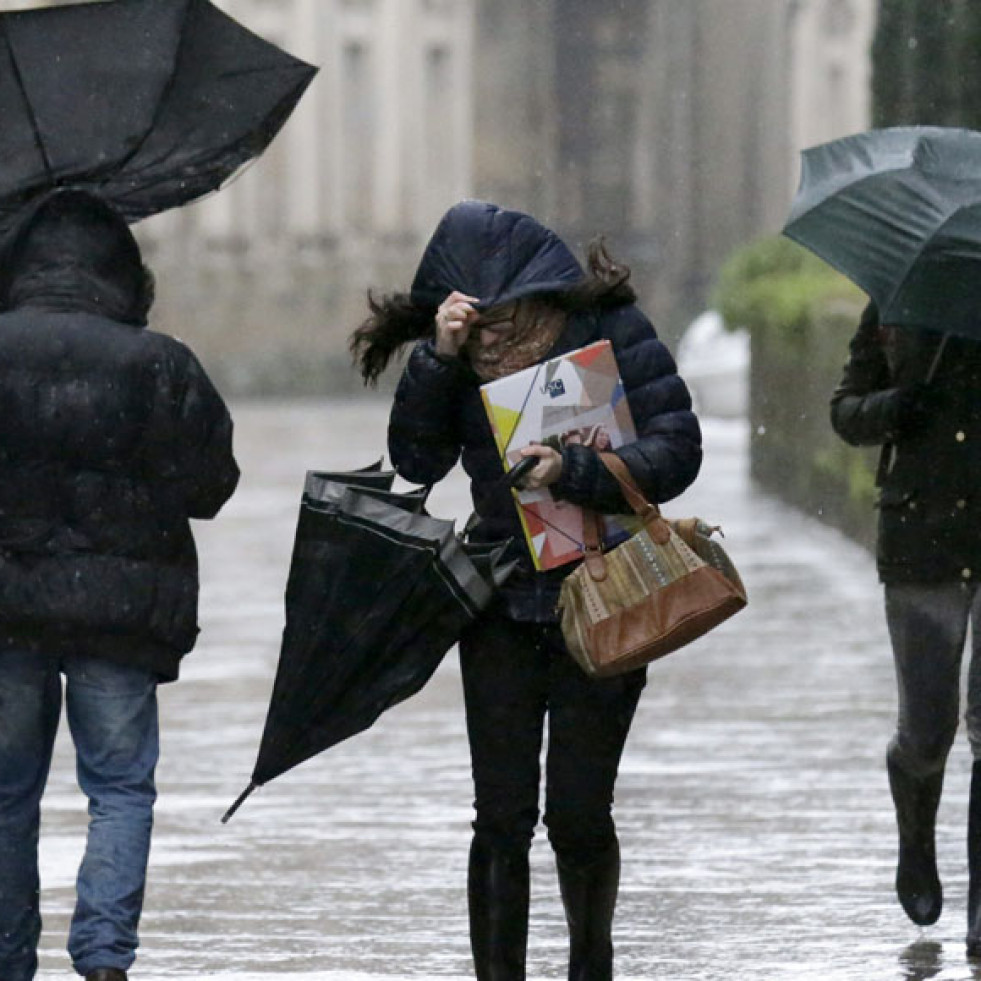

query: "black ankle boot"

left=468, top=837, right=530, bottom=980
left=555, top=841, right=620, bottom=981
left=967, top=761, right=981, bottom=957
left=887, top=754, right=944, bottom=926
left=85, top=970, right=128, bottom=981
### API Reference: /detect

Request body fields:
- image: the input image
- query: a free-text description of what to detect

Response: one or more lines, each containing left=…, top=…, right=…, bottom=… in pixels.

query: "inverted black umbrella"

left=221, top=460, right=532, bottom=822
left=784, top=126, right=981, bottom=342
left=0, top=0, right=316, bottom=233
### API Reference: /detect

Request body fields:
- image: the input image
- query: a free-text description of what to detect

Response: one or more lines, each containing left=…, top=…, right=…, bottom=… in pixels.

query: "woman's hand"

left=517, top=443, right=563, bottom=489
left=434, top=290, right=480, bottom=357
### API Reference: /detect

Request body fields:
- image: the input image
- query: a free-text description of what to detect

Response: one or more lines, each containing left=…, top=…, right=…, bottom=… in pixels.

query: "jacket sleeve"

left=830, top=302, right=903, bottom=447
left=388, top=340, right=471, bottom=486
left=551, top=306, right=702, bottom=513
left=147, top=342, right=240, bottom=519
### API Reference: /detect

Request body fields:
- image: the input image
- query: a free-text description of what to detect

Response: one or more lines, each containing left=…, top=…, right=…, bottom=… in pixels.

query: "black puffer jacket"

left=389, top=202, right=702, bottom=621
left=0, top=190, right=239, bottom=680
left=831, top=302, right=981, bottom=584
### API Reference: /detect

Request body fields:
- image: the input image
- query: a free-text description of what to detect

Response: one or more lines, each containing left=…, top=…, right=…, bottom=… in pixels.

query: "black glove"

left=894, top=382, right=942, bottom=438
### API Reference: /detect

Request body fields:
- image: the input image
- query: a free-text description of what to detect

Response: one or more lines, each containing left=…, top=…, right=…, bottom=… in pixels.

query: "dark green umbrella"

left=783, top=126, right=981, bottom=342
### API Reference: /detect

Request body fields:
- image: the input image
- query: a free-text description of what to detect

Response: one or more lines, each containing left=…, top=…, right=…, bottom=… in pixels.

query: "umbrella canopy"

left=221, top=465, right=520, bottom=822
left=783, top=126, right=981, bottom=339
left=0, top=0, right=316, bottom=233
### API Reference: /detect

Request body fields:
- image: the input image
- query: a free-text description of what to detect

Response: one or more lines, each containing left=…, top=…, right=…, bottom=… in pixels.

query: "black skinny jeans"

left=459, top=609, right=646, bottom=864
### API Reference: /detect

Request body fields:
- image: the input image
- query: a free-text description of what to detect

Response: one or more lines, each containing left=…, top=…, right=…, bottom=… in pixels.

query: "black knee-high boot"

left=967, top=762, right=981, bottom=957
left=887, top=754, right=944, bottom=926
left=555, top=841, right=620, bottom=981
left=468, top=837, right=530, bottom=981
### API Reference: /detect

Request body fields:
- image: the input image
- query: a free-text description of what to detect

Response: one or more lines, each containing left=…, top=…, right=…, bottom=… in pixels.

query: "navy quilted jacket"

left=389, top=202, right=702, bottom=620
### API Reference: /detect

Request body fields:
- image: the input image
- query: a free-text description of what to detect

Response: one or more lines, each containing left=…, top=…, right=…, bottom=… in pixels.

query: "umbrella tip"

left=220, top=781, right=259, bottom=824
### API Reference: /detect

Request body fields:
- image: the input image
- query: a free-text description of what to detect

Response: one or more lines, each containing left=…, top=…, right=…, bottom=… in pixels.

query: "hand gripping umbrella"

left=784, top=126, right=981, bottom=344
left=0, top=0, right=317, bottom=233
left=221, top=460, right=533, bottom=822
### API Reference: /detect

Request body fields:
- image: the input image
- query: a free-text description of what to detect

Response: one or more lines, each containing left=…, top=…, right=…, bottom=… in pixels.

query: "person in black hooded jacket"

left=351, top=200, right=701, bottom=980
left=0, top=189, right=239, bottom=981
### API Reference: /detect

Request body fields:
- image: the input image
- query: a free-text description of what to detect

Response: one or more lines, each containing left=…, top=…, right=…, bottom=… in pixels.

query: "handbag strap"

left=580, top=453, right=667, bottom=582
left=597, top=452, right=660, bottom=520
left=581, top=510, right=607, bottom=581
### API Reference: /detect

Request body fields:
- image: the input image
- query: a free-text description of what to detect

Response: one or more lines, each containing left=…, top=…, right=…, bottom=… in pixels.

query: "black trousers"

left=885, top=581, right=981, bottom=778
left=459, top=610, right=646, bottom=863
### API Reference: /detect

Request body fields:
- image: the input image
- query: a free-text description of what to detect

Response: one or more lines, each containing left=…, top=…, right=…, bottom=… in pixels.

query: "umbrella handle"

left=503, top=455, right=538, bottom=489
left=926, top=334, right=949, bottom=383
left=886, top=333, right=950, bottom=478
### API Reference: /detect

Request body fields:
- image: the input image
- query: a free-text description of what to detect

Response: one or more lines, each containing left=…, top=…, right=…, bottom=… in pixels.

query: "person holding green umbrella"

left=830, top=302, right=981, bottom=949
left=794, top=127, right=981, bottom=954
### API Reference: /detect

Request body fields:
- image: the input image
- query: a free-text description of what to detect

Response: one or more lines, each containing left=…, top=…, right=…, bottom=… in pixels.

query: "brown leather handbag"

left=557, top=453, right=747, bottom=678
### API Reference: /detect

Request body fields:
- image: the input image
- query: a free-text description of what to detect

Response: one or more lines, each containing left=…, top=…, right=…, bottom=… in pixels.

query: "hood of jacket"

left=409, top=200, right=584, bottom=311
left=0, top=188, right=151, bottom=326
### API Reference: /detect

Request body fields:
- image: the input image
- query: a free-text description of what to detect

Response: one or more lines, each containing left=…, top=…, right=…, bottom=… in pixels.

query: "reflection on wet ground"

left=34, top=402, right=980, bottom=979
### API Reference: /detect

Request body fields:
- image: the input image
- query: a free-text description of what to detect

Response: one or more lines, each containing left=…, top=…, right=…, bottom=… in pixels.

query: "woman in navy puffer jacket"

left=352, top=201, right=701, bottom=980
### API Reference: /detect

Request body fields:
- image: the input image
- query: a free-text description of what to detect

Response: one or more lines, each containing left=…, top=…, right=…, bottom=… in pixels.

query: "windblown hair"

left=349, top=290, right=437, bottom=387
left=549, top=237, right=636, bottom=313
left=349, top=236, right=637, bottom=386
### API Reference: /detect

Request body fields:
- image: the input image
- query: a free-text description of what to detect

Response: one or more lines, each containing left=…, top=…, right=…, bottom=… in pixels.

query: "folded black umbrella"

left=0, top=0, right=317, bottom=233
left=221, top=460, right=532, bottom=821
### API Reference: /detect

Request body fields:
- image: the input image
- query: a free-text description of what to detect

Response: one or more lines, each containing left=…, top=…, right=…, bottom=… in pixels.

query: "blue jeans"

left=0, top=651, right=159, bottom=980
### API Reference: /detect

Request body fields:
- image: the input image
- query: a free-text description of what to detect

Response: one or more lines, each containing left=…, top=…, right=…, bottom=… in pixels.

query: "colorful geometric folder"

left=479, top=340, right=638, bottom=571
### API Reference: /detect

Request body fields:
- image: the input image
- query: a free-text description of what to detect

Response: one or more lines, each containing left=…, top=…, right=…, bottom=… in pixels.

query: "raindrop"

left=907, top=36, right=918, bottom=50
left=756, top=425, right=766, bottom=436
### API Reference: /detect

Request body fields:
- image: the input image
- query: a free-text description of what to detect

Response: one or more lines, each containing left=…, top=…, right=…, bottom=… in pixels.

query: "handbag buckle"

left=582, top=544, right=607, bottom=582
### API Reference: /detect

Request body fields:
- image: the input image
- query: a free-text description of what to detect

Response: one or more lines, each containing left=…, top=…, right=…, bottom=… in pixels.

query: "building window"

left=422, top=44, right=453, bottom=222
left=341, top=40, right=376, bottom=231
left=826, top=62, right=847, bottom=136
left=825, top=0, right=856, bottom=38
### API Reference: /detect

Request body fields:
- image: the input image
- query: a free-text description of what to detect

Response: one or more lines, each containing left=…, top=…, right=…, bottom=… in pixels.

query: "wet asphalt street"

left=32, top=401, right=981, bottom=980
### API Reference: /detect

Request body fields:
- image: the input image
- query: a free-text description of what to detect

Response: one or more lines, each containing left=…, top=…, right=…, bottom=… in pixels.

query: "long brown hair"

left=349, top=236, right=636, bottom=385
left=549, top=237, right=636, bottom=313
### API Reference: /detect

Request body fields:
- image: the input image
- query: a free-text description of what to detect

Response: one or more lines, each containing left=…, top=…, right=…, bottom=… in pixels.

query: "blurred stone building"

left=472, top=0, right=875, bottom=344
left=18, top=0, right=873, bottom=394
left=137, top=0, right=476, bottom=393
